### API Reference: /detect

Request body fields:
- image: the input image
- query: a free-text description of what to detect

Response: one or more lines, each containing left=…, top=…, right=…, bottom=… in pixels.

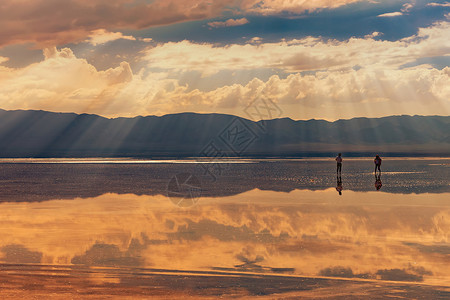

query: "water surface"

left=0, top=158, right=448, bottom=298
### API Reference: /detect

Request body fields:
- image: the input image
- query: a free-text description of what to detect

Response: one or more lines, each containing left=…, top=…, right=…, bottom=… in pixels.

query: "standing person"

left=336, top=153, right=343, bottom=175
left=374, top=155, right=382, bottom=175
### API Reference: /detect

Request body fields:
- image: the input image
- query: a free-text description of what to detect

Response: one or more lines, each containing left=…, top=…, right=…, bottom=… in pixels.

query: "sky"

left=0, top=0, right=449, bottom=120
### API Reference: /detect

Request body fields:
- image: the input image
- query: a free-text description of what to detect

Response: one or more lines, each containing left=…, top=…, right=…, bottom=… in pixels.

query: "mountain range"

left=0, top=109, right=448, bottom=157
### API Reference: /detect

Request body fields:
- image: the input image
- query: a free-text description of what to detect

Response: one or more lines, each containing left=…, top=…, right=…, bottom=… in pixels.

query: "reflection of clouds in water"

left=376, top=269, right=424, bottom=282
left=403, top=242, right=450, bottom=255
left=168, top=219, right=288, bottom=242
left=71, top=239, right=145, bottom=267
left=0, top=190, right=448, bottom=284
left=319, top=266, right=370, bottom=279
left=0, top=244, right=42, bottom=264
left=318, top=265, right=433, bottom=282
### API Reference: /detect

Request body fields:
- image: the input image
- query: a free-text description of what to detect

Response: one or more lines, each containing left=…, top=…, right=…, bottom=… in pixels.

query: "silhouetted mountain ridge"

left=0, top=109, right=448, bottom=157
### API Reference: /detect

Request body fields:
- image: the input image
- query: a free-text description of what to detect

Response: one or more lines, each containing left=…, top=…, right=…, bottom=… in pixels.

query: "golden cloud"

left=86, top=29, right=136, bottom=46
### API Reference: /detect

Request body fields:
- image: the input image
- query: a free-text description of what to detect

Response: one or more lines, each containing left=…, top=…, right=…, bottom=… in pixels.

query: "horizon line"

left=0, top=108, right=448, bottom=123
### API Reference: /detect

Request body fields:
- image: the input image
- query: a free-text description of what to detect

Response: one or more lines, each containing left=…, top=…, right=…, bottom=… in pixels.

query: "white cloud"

left=87, top=29, right=136, bottom=46
left=401, top=2, right=415, bottom=12
left=143, top=21, right=450, bottom=76
left=377, top=1, right=415, bottom=18
left=241, top=0, right=363, bottom=15
left=427, top=2, right=450, bottom=7
left=376, top=1, right=414, bottom=18
left=208, top=18, right=249, bottom=28
left=364, top=31, right=382, bottom=38
left=377, top=11, right=403, bottom=17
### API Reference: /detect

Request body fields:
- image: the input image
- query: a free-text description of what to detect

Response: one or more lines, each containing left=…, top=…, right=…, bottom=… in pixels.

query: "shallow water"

left=0, top=158, right=449, bottom=298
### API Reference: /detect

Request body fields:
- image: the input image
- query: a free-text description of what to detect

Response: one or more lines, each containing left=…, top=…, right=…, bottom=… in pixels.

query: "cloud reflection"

left=0, top=188, right=448, bottom=287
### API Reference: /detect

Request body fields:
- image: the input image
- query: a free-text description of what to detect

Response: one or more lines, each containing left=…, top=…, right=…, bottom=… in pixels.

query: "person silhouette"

left=374, top=155, right=382, bottom=175
left=336, top=175, right=343, bottom=195
left=335, top=153, right=343, bottom=175
left=375, top=174, right=382, bottom=191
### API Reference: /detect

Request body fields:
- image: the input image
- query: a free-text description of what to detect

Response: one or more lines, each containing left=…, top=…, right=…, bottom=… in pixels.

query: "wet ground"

left=0, top=158, right=448, bottom=298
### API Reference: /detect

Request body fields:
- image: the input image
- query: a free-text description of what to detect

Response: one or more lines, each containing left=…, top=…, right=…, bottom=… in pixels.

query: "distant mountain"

left=0, top=109, right=448, bottom=157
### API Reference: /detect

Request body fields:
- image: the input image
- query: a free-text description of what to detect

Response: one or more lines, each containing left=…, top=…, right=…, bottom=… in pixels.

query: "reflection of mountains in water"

left=0, top=161, right=448, bottom=202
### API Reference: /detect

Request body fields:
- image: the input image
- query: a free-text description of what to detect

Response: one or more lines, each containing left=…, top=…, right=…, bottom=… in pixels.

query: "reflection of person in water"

left=335, top=153, right=342, bottom=175
left=336, top=176, right=343, bottom=195
left=374, top=155, right=382, bottom=174
left=375, top=174, right=382, bottom=191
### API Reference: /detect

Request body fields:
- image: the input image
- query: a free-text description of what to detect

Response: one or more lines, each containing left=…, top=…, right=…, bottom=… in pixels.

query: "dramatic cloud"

left=0, top=0, right=234, bottom=47
left=0, top=21, right=449, bottom=120
left=0, top=0, right=365, bottom=47
left=208, top=18, right=250, bottom=28
left=0, top=49, right=448, bottom=120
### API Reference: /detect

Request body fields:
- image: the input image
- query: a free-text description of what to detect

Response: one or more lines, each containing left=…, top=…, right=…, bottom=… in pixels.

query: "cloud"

left=0, top=22, right=449, bottom=120
left=208, top=18, right=250, bottom=28
left=1, top=244, right=42, bottom=264
left=377, top=11, right=403, bottom=17
left=0, top=190, right=448, bottom=283
left=0, top=0, right=234, bottom=47
left=364, top=31, right=382, bottom=38
left=403, top=242, right=450, bottom=255
left=143, top=21, right=450, bottom=76
left=0, top=47, right=135, bottom=115
left=377, top=1, right=414, bottom=17
left=240, top=0, right=363, bottom=15
left=0, top=0, right=368, bottom=47
left=71, top=242, right=144, bottom=267
left=2, top=54, right=448, bottom=120
left=87, top=29, right=136, bottom=46
left=319, top=266, right=370, bottom=279
left=376, top=268, right=423, bottom=282
left=401, top=2, right=415, bottom=13
left=0, top=56, right=8, bottom=64
left=427, top=2, right=450, bottom=7
left=139, top=38, right=153, bottom=43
